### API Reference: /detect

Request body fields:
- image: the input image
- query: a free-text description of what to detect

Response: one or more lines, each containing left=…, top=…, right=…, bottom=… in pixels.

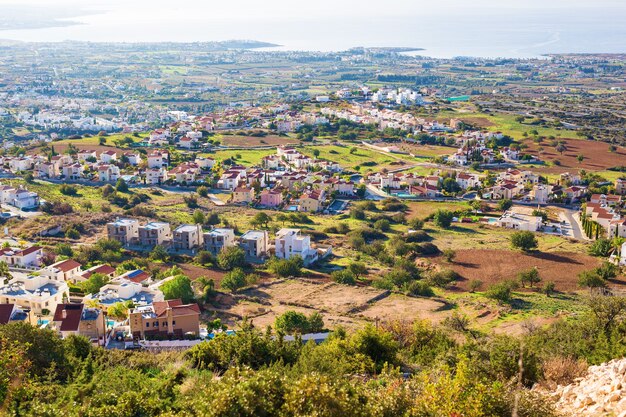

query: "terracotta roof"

left=53, top=304, right=84, bottom=332
left=0, top=304, right=15, bottom=325
left=53, top=259, right=81, bottom=273
left=153, top=299, right=200, bottom=318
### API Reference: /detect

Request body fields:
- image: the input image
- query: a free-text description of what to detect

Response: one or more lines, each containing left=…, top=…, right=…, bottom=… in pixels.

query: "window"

left=145, top=323, right=150, bottom=328
left=154, top=322, right=159, bottom=327
left=163, top=321, right=167, bottom=326
left=172, top=321, right=176, bottom=326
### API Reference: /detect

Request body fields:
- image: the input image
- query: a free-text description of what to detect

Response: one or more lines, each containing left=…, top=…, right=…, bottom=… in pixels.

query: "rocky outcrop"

left=549, top=358, right=626, bottom=416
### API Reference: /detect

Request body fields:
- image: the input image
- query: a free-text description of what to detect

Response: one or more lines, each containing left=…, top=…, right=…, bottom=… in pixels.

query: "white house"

left=274, top=228, right=319, bottom=266
left=100, top=150, right=118, bottom=164
left=0, top=275, right=69, bottom=315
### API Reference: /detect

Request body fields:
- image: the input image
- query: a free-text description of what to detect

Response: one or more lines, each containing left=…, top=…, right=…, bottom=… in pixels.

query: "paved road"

left=560, top=207, right=587, bottom=241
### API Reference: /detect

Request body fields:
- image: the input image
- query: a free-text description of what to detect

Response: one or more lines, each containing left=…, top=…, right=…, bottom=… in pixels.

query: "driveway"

left=559, top=207, right=587, bottom=240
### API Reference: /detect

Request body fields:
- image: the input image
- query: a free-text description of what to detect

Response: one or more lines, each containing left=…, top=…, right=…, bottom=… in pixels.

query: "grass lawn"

left=300, top=145, right=416, bottom=172
left=55, top=132, right=148, bottom=147
left=204, top=149, right=274, bottom=166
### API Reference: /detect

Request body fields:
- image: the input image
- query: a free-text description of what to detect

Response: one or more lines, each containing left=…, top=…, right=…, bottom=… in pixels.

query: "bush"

left=220, top=268, right=247, bottom=292
left=518, top=267, right=541, bottom=288
left=217, top=246, right=247, bottom=270
left=267, top=256, right=303, bottom=278
left=59, top=184, right=78, bottom=196
left=469, top=279, right=483, bottom=293
left=426, top=268, right=459, bottom=288
left=373, top=219, right=390, bottom=232
left=275, top=311, right=324, bottom=334
left=331, top=269, right=356, bottom=285
left=197, top=186, right=209, bottom=197
left=486, top=280, right=518, bottom=304
left=405, top=280, right=434, bottom=297
left=510, top=231, right=538, bottom=251
left=588, top=239, right=612, bottom=257
left=433, top=209, right=454, bottom=229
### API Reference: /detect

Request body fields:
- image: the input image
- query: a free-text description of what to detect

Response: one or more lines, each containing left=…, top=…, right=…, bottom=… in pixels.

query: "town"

left=0, top=36, right=625, bottom=416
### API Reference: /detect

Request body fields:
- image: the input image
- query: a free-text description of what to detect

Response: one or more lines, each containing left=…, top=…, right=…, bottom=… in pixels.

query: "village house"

left=299, top=190, right=325, bottom=213
left=84, top=279, right=163, bottom=307
left=80, top=264, right=116, bottom=281
left=260, top=188, right=283, bottom=208
left=0, top=275, right=69, bottom=315
left=239, top=230, right=269, bottom=260
left=97, top=164, right=121, bottom=182
left=195, top=156, right=215, bottom=170
left=0, top=246, right=42, bottom=268
left=77, top=150, right=97, bottom=162
left=138, top=222, right=172, bottom=248
left=41, top=259, right=83, bottom=283
left=100, top=150, right=118, bottom=164
left=203, top=228, right=236, bottom=255
left=144, top=167, right=168, bottom=185
left=456, top=173, right=481, bottom=190
left=496, top=211, right=543, bottom=232
left=231, top=187, right=255, bottom=204
left=274, top=228, right=319, bottom=266
left=169, top=163, right=199, bottom=183
left=129, top=299, right=200, bottom=339
left=124, top=152, right=142, bottom=166
left=107, top=218, right=140, bottom=246
left=172, top=224, right=204, bottom=251
left=62, top=163, right=83, bottom=180
left=147, top=151, right=169, bottom=169
left=530, top=184, right=552, bottom=204
left=52, top=304, right=106, bottom=345
left=117, top=269, right=152, bottom=284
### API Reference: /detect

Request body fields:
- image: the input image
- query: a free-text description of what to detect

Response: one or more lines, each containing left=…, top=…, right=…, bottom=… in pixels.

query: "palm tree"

left=195, top=277, right=215, bottom=303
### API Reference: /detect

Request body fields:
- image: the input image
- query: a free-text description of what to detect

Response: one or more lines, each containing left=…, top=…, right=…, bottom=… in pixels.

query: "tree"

left=442, top=249, right=456, bottom=263
left=518, top=267, right=541, bottom=288
left=107, top=300, right=134, bottom=320
left=115, top=178, right=129, bottom=193
left=0, top=261, right=12, bottom=282
left=195, top=276, right=216, bottom=303
left=498, top=198, right=513, bottom=211
left=197, top=186, right=209, bottom=197
left=587, top=295, right=626, bottom=336
left=217, top=246, right=247, bottom=270
left=356, top=184, right=367, bottom=199
left=275, top=213, right=287, bottom=225
left=151, top=245, right=169, bottom=262
left=313, top=149, right=320, bottom=158
left=555, top=144, right=566, bottom=155
left=220, top=268, right=247, bottom=292
left=192, top=210, right=205, bottom=225
left=543, top=281, right=556, bottom=297
left=578, top=270, right=607, bottom=291
left=433, top=209, right=454, bottom=229
left=595, top=261, right=619, bottom=281
left=196, top=250, right=215, bottom=266
left=81, top=273, right=110, bottom=295
left=347, top=262, right=367, bottom=280
left=510, top=231, right=538, bottom=251
left=274, top=311, right=310, bottom=334
left=161, top=275, right=195, bottom=303
left=251, top=212, right=272, bottom=229
left=577, top=154, right=584, bottom=163
left=588, top=239, right=612, bottom=257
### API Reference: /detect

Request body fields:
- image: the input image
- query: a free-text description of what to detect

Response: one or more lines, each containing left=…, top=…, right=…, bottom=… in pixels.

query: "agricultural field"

left=300, top=144, right=417, bottom=172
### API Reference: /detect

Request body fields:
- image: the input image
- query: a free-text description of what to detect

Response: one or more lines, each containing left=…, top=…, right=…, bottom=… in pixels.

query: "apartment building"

left=172, top=224, right=204, bottom=251
left=203, top=228, right=236, bottom=255
left=274, top=228, right=318, bottom=266
left=239, top=230, right=269, bottom=259
left=138, top=222, right=172, bottom=247
left=0, top=275, right=69, bottom=315
left=106, top=218, right=140, bottom=246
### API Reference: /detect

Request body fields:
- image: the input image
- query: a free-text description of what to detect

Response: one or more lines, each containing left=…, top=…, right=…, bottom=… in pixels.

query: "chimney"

left=61, top=308, right=67, bottom=319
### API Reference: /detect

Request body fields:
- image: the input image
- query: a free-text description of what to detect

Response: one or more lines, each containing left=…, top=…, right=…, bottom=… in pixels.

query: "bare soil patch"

left=524, top=138, right=626, bottom=173
left=458, top=117, right=496, bottom=128
left=443, top=249, right=604, bottom=292
left=220, top=135, right=298, bottom=148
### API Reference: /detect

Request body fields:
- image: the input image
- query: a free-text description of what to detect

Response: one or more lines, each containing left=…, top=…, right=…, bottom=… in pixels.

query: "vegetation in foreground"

left=4, top=294, right=626, bottom=416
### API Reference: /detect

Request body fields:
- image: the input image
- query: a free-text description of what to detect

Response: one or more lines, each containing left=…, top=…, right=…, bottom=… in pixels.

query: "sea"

left=0, top=2, right=625, bottom=59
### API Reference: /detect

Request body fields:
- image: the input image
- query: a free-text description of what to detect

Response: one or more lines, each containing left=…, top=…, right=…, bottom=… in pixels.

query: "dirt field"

left=443, top=249, right=606, bottom=292
left=213, top=279, right=451, bottom=330
left=524, top=138, right=626, bottom=173
left=457, top=117, right=496, bottom=128
left=220, top=135, right=298, bottom=148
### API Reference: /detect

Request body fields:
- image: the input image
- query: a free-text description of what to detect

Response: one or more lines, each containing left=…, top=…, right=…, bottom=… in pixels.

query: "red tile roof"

left=53, top=304, right=84, bottom=332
